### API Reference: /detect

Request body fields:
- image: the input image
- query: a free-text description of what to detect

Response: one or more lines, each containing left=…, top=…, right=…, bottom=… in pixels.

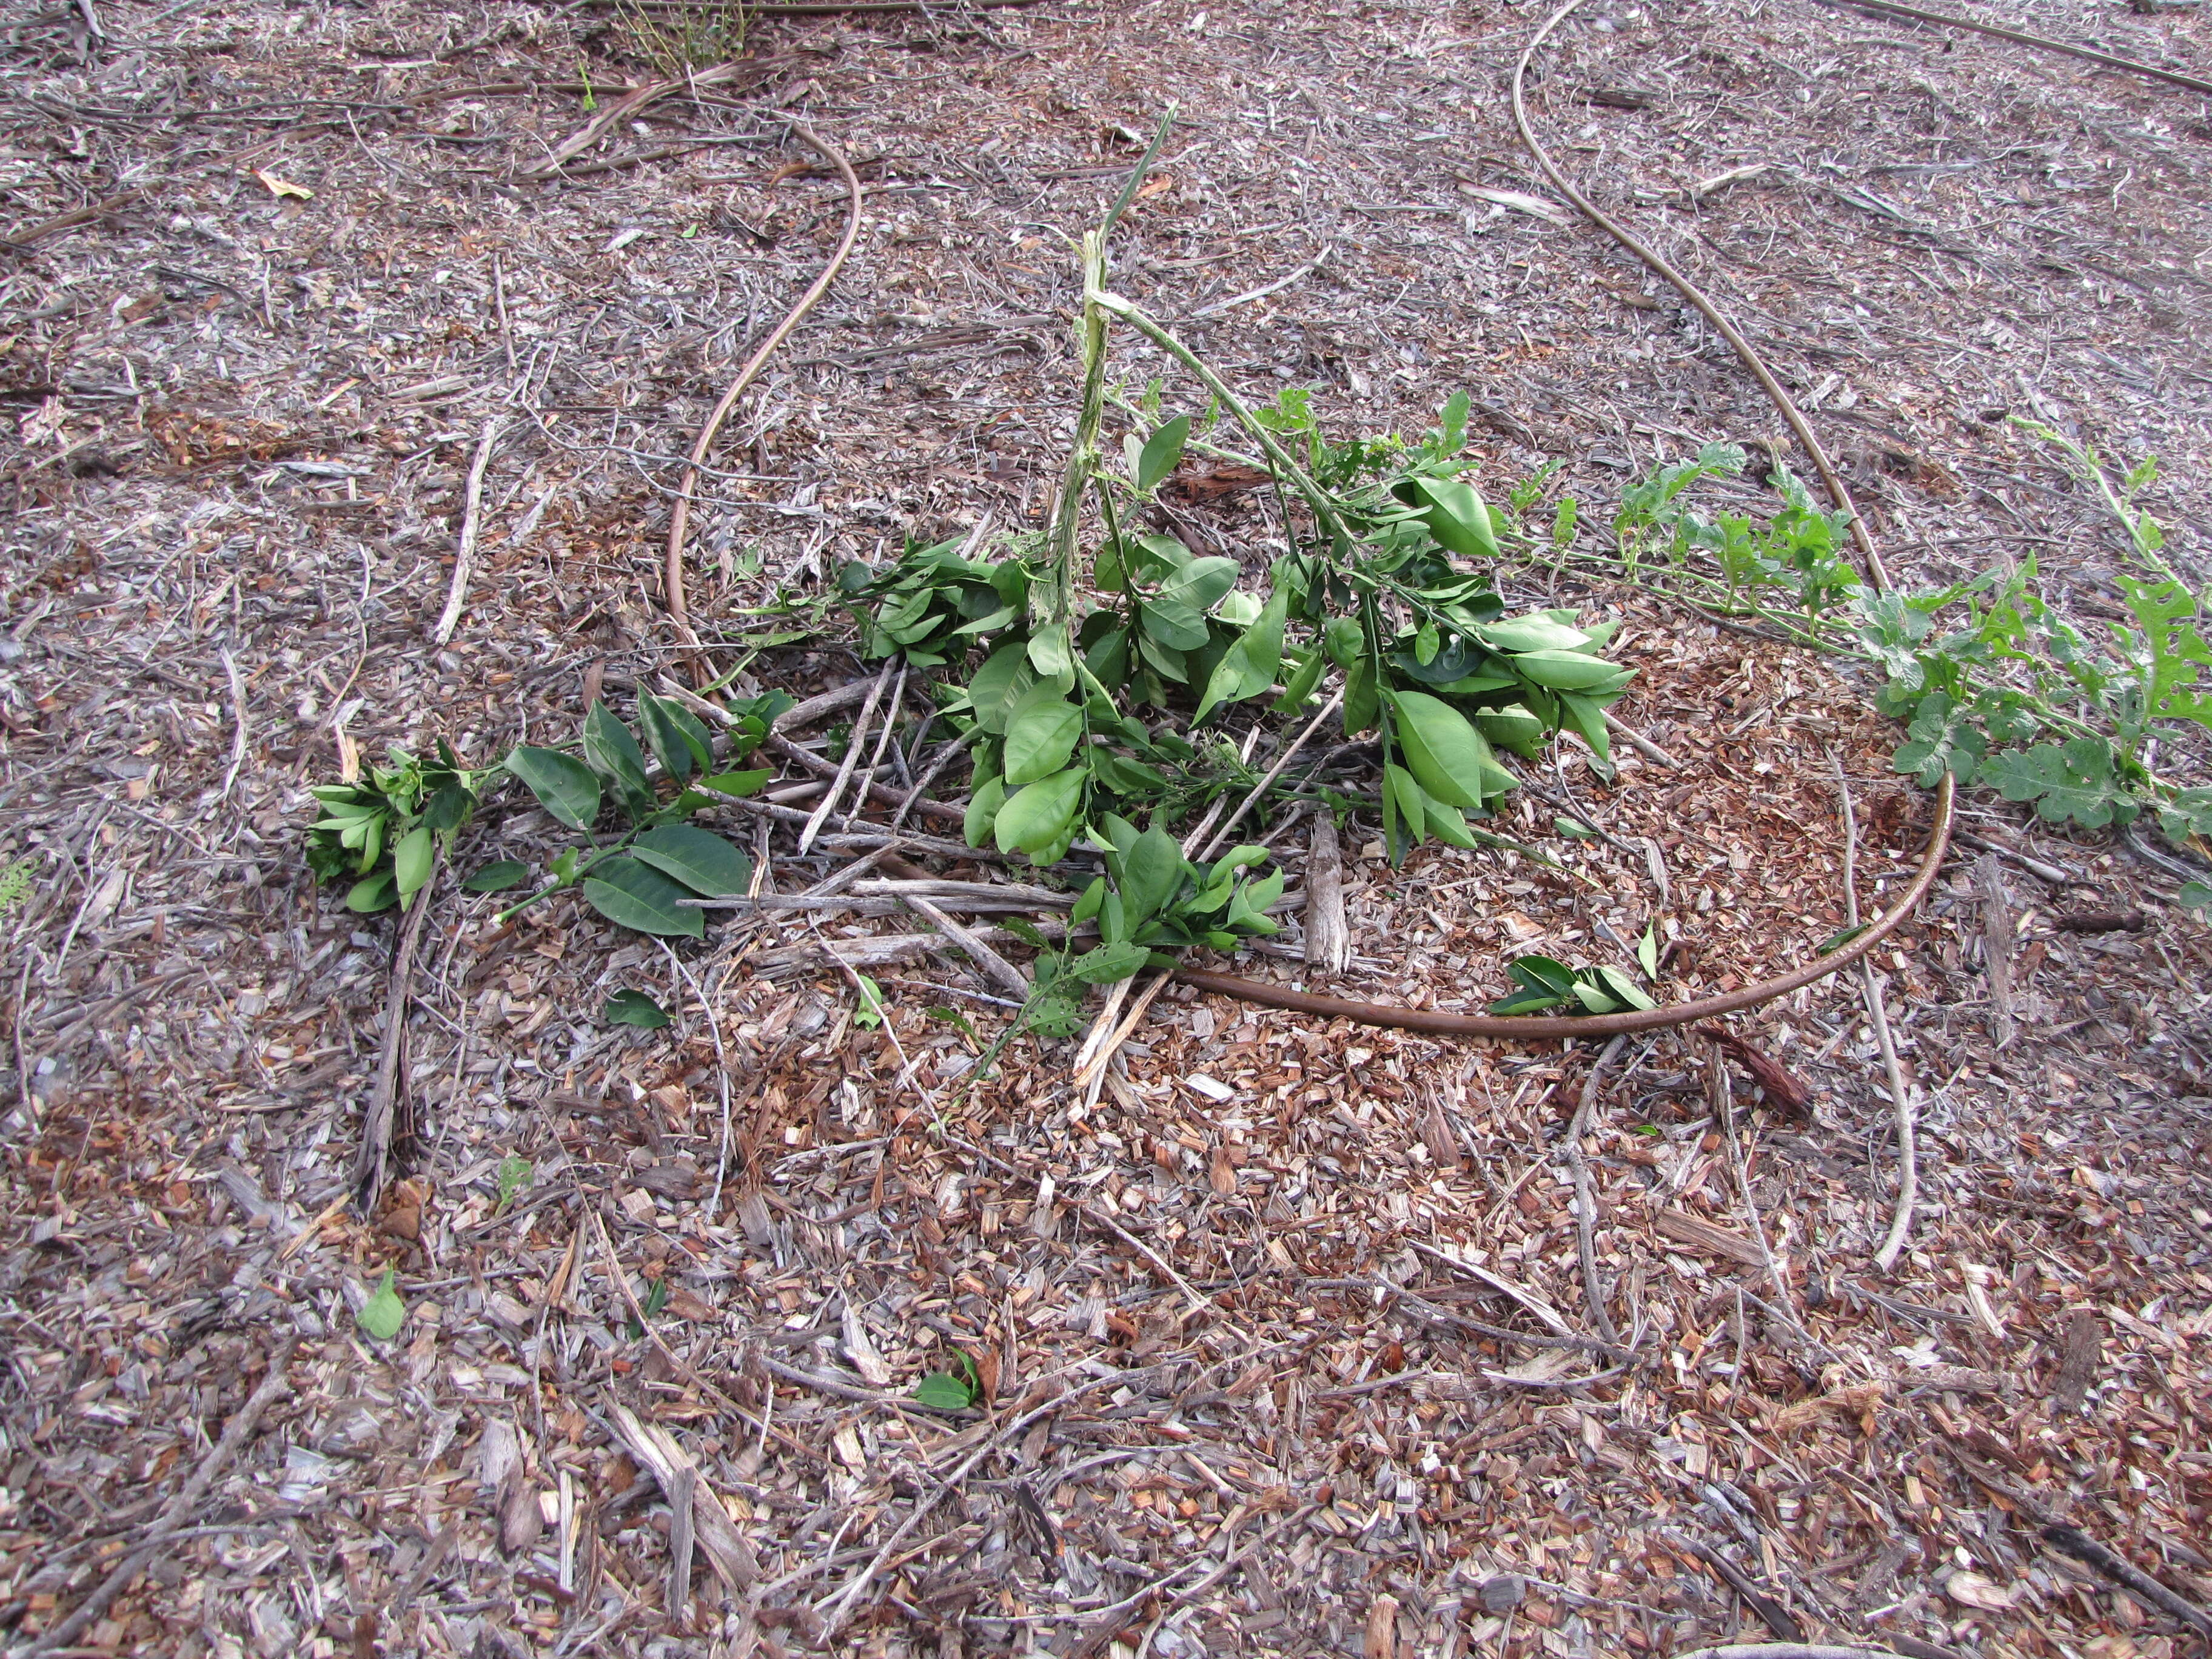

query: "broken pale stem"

left=431, top=415, right=506, bottom=647
left=797, top=660, right=892, bottom=855
left=1833, top=754, right=1917, bottom=1272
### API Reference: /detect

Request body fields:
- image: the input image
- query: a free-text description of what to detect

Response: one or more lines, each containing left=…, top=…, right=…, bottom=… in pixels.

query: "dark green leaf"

left=1489, top=986, right=1566, bottom=1016
left=629, top=825, right=752, bottom=896
left=583, top=701, right=652, bottom=808
left=604, top=989, right=673, bottom=1028
left=463, top=859, right=530, bottom=893
left=2177, top=881, right=2211, bottom=915
left=505, top=746, right=603, bottom=830
left=581, top=857, right=706, bottom=938
left=638, top=694, right=713, bottom=782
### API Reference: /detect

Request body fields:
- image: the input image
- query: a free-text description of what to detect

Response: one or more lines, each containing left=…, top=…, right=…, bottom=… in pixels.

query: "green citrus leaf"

left=629, top=825, right=752, bottom=896
left=1003, top=683, right=1084, bottom=788
left=1136, top=413, right=1190, bottom=493
left=913, top=1371, right=975, bottom=1410
left=581, top=856, right=706, bottom=938
left=356, top=1268, right=406, bottom=1341
left=993, top=768, right=1085, bottom=858
left=604, top=989, right=672, bottom=1028
left=504, top=746, right=603, bottom=830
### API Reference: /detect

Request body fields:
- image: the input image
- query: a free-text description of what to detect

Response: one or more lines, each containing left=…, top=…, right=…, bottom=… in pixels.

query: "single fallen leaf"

left=255, top=169, right=314, bottom=201
left=1944, top=1569, right=2019, bottom=1611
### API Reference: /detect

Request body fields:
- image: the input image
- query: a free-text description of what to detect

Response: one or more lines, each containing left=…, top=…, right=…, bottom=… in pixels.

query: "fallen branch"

left=1666, top=1531, right=1804, bottom=1642
left=352, top=860, right=441, bottom=1210
left=430, top=415, right=505, bottom=646
left=1834, top=756, right=1917, bottom=1273
left=899, top=893, right=1030, bottom=1001
left=2040, top=1525, right=2212, bottom=1641
left=1562, top=1035, right=1629, bottom=1346
left=798, top=659, right=892, bottom=854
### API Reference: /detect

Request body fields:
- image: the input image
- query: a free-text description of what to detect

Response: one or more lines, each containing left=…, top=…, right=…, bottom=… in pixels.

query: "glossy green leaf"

left=1272, top=646, right=1326, bottom=713
left=1121, top=822, right=1185, bottom=925
left=1389, top=689, right=1506, bottom=810
left=1155, top=555, right=1239, bottom=614
left=1590, top=965, right=1656, bottom=1011
left=1196, top=586, right=1289, bottom=722
left=638, top=694, right=714, bottom=782
left=968, top=640, right=1037, bottom=735
left=629, top=826, right=752, bottom=896
left=964, top=774, right=1007, bottom=848
left=581, top=857, right=705, bottom=938
left=1512, top=649, right=1628, bottom=691
left=604, top=989, right=672, bottom=1029
left=1384, top=763, right=1426, bottom=842
left=505, top=746, right=603, bottom=830
left=1556, top=692, right=1614, bottom=765
left=993, top=768, right=1085, bottom=858
left=1136, top=414, right=1190, bottom=493
left=1072, top=876, right=1107, bottom=926
left=1478, top=615, right=1591, bottom=654
left=583, top=701, right=652, bottom=805
left=699, top=768, right=770, bottom=799
left=1003, top=683, right=1084, bottom=787
left=1139, top=598, right=1211, bottom=652
left=1423, top=796, right=1478, bottom=849
left=346, top=871, right=396, bottom=912
left=1393, top=475, right=1499, bottom=560
left=1637, top=924, right=1660, bottom=979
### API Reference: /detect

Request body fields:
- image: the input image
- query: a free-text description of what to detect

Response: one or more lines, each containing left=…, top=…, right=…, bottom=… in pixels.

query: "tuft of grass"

left=613, top=0, right=752, bottom=76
